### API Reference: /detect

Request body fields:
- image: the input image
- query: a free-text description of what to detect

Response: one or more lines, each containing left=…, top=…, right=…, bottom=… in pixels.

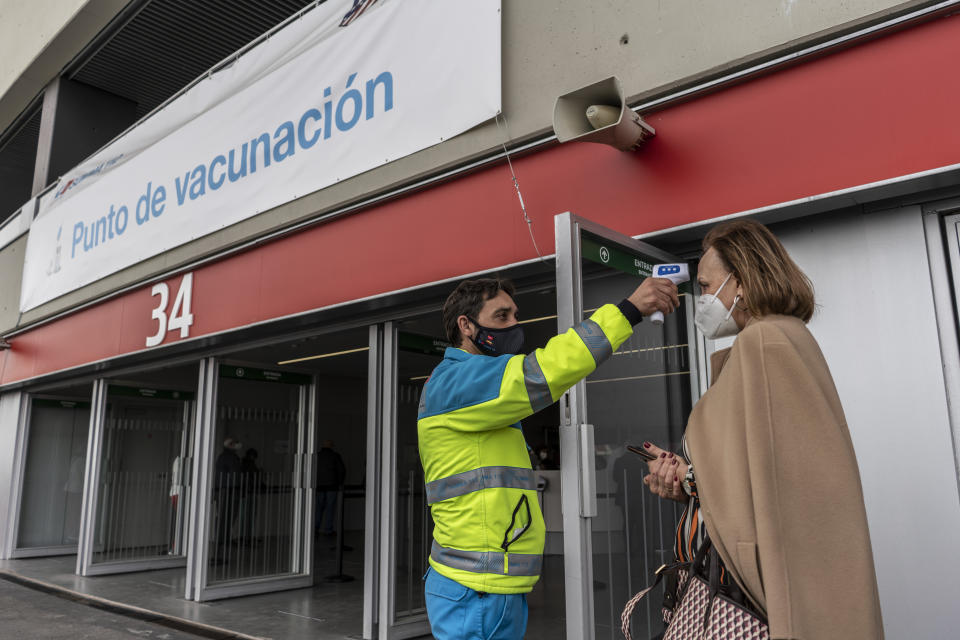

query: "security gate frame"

left=554, top=212, right=700, bottom=640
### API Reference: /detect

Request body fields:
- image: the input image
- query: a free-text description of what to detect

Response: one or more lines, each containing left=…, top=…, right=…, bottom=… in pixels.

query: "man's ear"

left=457, top=315, right=474, bottom=344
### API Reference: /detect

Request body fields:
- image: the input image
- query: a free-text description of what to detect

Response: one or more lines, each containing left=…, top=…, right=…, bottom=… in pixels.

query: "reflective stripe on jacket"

left=417, top=303, right=634, bottom=594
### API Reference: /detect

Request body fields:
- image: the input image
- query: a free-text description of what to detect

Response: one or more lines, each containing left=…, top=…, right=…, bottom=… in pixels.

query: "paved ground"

left=0, top=578, right=209, bottom=640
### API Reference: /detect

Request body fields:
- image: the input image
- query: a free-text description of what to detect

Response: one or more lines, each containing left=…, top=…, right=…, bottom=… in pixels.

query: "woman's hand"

left=641, top=442, right=689, bottom=503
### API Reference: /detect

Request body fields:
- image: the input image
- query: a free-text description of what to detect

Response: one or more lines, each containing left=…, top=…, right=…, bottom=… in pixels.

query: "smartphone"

left=626, top=444, right=659, bottom=461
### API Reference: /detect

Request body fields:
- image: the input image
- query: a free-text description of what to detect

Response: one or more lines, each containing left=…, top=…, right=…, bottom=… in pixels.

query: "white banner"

left=20, top=0, right=501, bottom=312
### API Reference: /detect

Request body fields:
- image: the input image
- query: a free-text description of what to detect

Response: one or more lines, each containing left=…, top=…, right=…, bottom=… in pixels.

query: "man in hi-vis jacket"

left=418, top=276, right=678, bottom=639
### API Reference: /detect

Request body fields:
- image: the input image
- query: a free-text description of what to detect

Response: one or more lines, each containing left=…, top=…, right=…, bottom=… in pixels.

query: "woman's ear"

left=734, top=278, right=749, bottom=311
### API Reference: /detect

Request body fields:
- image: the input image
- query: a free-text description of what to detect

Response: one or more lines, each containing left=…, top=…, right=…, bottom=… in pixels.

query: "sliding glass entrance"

left=207, top=366, right=309, bottom=584
left=13, top=395, right=91, bottom=556
left=77, top=376, right=196, bottom=576
left=376, top=325, right=445, bottom=639
left=188, top=361, right=315, bottom=601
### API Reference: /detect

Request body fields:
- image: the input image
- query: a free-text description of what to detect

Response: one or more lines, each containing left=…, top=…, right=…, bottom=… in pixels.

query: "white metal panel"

left=0, top=391, right=25, bottom=558
left=772, top=206, right=960, bottom=640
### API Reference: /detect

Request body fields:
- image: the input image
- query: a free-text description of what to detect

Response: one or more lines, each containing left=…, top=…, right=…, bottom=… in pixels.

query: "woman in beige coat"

left=642, top=219, right=883, bottom=639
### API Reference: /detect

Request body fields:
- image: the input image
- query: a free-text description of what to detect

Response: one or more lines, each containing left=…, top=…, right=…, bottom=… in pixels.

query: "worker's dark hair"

left=442, top=278, right=516, bottom=347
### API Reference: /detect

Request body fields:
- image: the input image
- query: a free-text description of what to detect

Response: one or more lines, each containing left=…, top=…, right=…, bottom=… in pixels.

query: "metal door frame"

left=364, top=325, right=385, bottom=639
left=924, top=205, right=960, bottom=492
left=1, top=391, right=29, bottom=559
left=188, top=358, right=316, bottom=601
left=76, top=379, right=106, bottom=575
left=9, top=393, right=97, bottom=559
left=555, top=211, right=697, bottom=640
left=77, top=379, right=193, bottom=576
left=377, top=321, right=431, bottom=640
left=186, top=357, right=217, bottom=599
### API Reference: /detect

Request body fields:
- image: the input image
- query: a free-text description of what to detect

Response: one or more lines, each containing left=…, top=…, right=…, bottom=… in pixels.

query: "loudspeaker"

left=552, top=76, right=655, bottom=151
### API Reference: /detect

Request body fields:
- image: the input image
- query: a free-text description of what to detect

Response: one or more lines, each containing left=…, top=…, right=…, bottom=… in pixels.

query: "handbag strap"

left=701, top=544, right=722, bottom=630
left=619, top=561, right=687, bottom=640
left=688, top=526, right=713, bottom=580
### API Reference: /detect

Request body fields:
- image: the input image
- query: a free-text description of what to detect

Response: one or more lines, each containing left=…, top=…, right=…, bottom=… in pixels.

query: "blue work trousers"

left=424, top=567, right=528, bottom=640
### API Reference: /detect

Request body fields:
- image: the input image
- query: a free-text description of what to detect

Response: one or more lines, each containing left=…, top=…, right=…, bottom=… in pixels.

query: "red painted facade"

left=3, top=14, right=960, bottom=385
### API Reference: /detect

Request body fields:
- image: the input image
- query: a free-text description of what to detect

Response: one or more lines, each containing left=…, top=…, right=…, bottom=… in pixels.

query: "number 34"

left=146, top=273, right=194, bottom=347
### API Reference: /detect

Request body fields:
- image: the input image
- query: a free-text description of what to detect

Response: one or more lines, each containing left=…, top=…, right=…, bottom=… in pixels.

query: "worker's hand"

left=627, top=277, right=680, bottom=317
left=642, top=442, right=688, bottom=503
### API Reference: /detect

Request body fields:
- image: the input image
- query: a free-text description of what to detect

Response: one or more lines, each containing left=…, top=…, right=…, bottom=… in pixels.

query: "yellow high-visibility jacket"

left=417, top=303, right=636, bottom=594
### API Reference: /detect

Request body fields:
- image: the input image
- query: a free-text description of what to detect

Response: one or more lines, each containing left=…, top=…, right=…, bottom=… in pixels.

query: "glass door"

left=377, top=323, right=444, bottom=639
left=13, top=396, right=91, bottom=557
left=190, top=361, right=315, bottom=601
left=555, top=212, right=699, bottom=640
left=77, top=382, right=194, bottom=575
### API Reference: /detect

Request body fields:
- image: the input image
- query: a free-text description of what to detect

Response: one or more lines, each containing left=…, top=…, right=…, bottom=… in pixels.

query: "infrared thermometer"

left=649, top=263, right=689, bottom=325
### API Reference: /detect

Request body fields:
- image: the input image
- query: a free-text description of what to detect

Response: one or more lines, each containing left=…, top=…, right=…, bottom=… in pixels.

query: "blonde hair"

left=702, top=219, right=815, bottom=322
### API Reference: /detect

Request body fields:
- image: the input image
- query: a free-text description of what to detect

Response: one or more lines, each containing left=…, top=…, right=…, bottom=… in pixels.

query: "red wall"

left=4, top=14, right=960, bottom=385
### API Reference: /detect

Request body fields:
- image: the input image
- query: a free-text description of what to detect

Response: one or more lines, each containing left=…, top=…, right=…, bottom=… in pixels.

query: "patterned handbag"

left=621, top=534, right=769, bottom=640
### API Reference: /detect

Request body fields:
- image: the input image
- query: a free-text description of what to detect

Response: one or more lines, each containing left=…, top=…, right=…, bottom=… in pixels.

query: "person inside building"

left=214, top=436, right=243, bottom=555
left=639, top=219, right=883, bottom=639
left=418, top=275, right=679, bottom=640
left=315, top=439, right=346, bottom=537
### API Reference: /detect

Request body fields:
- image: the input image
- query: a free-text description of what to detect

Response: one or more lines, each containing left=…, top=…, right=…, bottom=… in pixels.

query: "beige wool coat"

left=685, top=315, right=884, bottom=640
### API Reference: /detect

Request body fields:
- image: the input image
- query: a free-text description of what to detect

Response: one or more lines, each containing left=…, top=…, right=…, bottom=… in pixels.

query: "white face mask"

left=695, top=273, right=742, bottom=339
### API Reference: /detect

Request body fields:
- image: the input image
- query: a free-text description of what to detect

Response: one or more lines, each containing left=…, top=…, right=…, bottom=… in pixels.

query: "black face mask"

left=469, top=318, right=525, bottom=356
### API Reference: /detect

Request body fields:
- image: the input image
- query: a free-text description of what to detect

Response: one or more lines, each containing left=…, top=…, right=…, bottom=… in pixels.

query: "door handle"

left=578, top=423, right=597, bottom=518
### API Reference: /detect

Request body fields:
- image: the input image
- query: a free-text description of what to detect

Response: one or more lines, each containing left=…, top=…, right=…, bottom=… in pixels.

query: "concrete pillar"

left=32, top=77, right=137, bottom=195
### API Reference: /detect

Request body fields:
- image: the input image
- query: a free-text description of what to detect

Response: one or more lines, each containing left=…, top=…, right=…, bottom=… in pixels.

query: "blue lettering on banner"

left=273, top=121, right=296, bottom=162
left=63, top=70, right=394, bottom=261
left=298, top=109, right=322, bottom=148
left=208, top=155, right=227, bottom=190
left=174, top=173, right=190, bottom=206
left=336, top=73, right=362, bottom=131
left=188, top=165, right=206, bottom=200
left=250, top=133, right=271, bottom=173
left=228, top=145, right=248, bottom=182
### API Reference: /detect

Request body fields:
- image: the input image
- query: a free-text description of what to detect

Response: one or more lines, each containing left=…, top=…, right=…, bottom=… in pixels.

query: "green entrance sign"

left=33, top=398, right=91, bottom=409
left=108, top=385, right=195, bottom=400
left=398, top=332, right=450, bottom=357
left=582, top=232, right=654, bottom=278
left=219, top=365, right=311, bottom=385
left=581, top=231, right=692, bottom=294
